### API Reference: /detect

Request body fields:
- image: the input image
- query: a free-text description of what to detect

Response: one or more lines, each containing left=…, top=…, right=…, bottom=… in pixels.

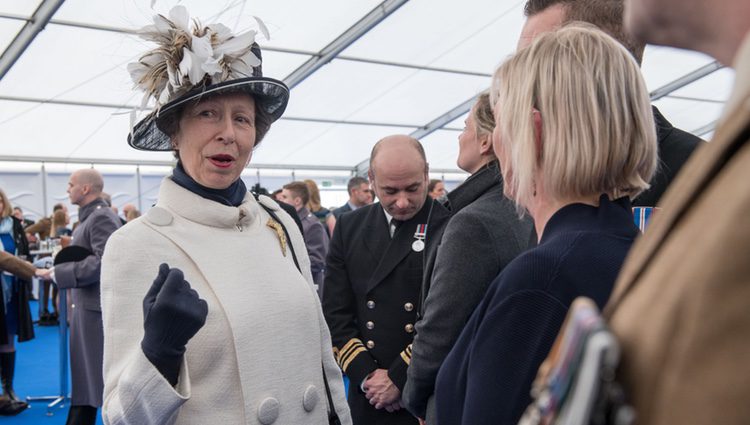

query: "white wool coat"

left=100, top=178, right=351, bottom=425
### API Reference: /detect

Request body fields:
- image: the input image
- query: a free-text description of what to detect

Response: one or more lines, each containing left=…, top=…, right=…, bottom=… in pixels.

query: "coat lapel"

left=605, top=96, right=750, bottom=316
left=362, top=204, right=390, bottom=263
left=365, top=199, right=436, bottom=294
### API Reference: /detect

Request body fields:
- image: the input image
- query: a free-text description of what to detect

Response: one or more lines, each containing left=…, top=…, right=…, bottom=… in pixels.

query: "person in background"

left=36, top=169, right=122, bottom=425
left=121, top=203, right=138, bottom=224
left=304, top=179, right=331, bottom=231
left=25, top=203, right=68, bottom=242
left=36, top=208, right=73, bottom=327
left=427, top=179, right=446, bottom=202
left=323, top=135, right=450, bottom=425
left=12, top=208, right=33, bottom=229
left=519, top=0, right=703, bottom=207
left=326, top=176, right=372, bottom=236
left=99, top=7, right=350, bottom=424
left=602, top=0, right=750, bottom=423
left=281, top=181, right=330, bottom=291
left=0, top=189, right=34, bottom=408
left=51, top=209, right=72, bottom=237
left=271, top=188, right=284, bottom=202
left=403, top=93, right=535, bottom=424
left=0, top=250, right=35, bottom=416
left=434, top=25, right=658, bottom=424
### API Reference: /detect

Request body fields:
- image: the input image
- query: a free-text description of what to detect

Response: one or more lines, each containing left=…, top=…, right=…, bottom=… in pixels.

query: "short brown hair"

left=523, top=0, right=645, bottom=64
left=283, top=181, right=310, bottom=206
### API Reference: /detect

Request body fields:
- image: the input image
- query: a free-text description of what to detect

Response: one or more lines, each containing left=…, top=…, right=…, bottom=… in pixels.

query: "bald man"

left=322, top=135, right=450, bottom=425
left=37, top=168, right=121, bottom=425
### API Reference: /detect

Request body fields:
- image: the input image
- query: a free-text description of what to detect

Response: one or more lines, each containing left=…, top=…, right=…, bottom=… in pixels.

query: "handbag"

left=518, top=297, right=634, bottom=425
left=257, top=196, right=342, bottom=425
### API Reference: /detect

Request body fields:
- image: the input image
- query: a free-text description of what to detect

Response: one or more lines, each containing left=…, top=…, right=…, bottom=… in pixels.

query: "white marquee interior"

left=0, top=0, right=734, bottom=218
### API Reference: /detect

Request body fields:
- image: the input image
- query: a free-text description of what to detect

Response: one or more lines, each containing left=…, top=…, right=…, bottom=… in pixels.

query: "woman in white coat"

left=100, top=7, right=351, bottom=425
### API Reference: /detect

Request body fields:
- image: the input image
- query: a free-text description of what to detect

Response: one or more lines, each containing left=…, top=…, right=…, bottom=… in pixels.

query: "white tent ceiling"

left=0, top=0, right=734, bottom=173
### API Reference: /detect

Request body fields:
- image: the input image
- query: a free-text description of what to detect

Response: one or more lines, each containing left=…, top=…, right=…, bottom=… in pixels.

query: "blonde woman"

left=304, top=179, right=330, bottom=229
left=434, top=24, right=658, bottom=425
left=403, top=93, right=534, bottom=423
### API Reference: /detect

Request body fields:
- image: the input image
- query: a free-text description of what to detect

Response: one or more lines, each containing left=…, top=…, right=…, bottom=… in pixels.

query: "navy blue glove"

left=141, top=263, right=208, bottom=386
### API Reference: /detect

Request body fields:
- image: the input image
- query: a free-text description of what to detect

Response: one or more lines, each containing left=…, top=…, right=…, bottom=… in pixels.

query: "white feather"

left=207, top=23, right=233, bottom=43
left=191, top=34, right=214, bottom=61
left=214, top=30, right=256, bottom=57
left=180, top=48, right=206, bottom=85
left=169, top=5, right=190, bottom=33
left=254, top=16, right=270, bottom=40
left=202, top=54, right=224, bottom=78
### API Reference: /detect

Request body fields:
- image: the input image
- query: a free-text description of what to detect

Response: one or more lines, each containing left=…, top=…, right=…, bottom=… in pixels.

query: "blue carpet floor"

left=6, top=300, right=103, bottom=424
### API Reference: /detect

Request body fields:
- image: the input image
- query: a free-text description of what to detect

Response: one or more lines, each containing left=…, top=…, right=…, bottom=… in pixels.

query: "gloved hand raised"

left=141, top=263, right=208, bottom=386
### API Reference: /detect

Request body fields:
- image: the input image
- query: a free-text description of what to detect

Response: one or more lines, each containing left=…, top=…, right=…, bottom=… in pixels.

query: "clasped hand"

left=364, top=368, right=402, bottom=412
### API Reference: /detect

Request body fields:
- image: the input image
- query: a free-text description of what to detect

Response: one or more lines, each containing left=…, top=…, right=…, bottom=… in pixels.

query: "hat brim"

left=128, top=77, right=289, bottom=151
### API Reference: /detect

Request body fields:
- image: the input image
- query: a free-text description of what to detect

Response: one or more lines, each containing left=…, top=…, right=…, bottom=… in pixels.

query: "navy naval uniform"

left=322, top=198, right=449, bottom=425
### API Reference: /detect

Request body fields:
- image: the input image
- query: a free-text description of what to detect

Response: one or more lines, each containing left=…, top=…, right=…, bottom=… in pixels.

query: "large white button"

left=302, top=385, right=319, bottom=412
left=257, top=397, right=280, bottom=424
left=146, top=207, right=173, bottom=226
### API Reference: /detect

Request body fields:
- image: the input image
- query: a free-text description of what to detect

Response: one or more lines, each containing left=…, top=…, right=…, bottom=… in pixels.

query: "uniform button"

left=405, top=324, right=414, bottom=334
left=367, top=300, right=375, bottom=309
left=404, top=302, right=414, bottom=312
left=302, top=385, right=319, bottom=412
left=257, top=397, right=280, bottom=424
left=366, top=340, right=375, bottom=349
left=366, top=321, right=374, bottom=330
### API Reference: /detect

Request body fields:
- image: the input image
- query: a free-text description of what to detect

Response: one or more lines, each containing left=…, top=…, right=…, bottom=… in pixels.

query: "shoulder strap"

left=255, top=195, right=340, bottom=424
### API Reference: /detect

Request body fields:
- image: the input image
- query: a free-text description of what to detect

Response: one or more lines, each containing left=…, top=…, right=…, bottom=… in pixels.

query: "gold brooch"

left=266, top=218, right=287, bottom=257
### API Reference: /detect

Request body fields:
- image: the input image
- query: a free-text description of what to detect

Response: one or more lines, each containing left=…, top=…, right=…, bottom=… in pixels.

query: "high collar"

left=158, top=177, right=258, bottom=230
left=296, top=206, right=311, bottom=220
left=652, top=106, right=675, bottom=144
left=446, top=160, right=503, bottom=213
left=78, top=198, right=109, bottom=223
left=171, top=161, right=248, bottom=207
left=539, top=195, right=636, bottom=245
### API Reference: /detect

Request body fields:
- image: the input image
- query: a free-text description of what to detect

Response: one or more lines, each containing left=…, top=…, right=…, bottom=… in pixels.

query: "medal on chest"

left=412, top=224, right=427, bottom=252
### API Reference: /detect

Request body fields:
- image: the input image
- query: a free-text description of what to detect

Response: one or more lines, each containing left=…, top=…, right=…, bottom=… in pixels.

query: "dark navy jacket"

left=434, top=196, right=638, bottom=425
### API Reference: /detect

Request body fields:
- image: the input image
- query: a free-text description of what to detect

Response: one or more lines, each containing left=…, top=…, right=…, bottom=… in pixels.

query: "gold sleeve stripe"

left=337, top=338, right=367, bottom=370
left=340, top=338, right=363, bottom=356
left=342, top=347, right=367, bottom=371
left=332, top=346, right=340, bottom=361
left=400, top=350, right=411, bottom=365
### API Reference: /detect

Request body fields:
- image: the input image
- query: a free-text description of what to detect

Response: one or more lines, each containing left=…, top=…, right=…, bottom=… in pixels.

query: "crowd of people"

left=0, top=0, right=749, bottom=423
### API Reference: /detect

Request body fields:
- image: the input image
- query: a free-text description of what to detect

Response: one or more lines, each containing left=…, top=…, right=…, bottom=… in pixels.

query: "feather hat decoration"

left=127, top=5, right=289, bottom=151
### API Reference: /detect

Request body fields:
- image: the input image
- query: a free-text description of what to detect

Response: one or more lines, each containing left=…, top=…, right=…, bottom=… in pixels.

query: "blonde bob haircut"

left=491, top=23, right=657, bottom=212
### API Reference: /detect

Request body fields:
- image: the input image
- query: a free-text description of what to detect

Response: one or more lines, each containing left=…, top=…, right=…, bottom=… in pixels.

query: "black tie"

left=390, top=219, right=403, bottom=238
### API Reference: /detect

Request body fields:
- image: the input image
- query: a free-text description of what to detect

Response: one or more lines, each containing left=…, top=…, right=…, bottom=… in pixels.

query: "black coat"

left=403, top=162, right=535, bottom=421
left=634, top=107, right=704, bottom=207
left=322, top=198, right=449, bottom=425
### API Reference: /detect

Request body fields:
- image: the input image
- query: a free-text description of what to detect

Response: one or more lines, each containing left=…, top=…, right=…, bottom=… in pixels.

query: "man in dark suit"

left=326, top=176, right=372, bottom=235
left=323, top=135, right=449, bottom=425
left=519, top=0, right=703, bottom=207
left=37, top=169, right=121, bottom=425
